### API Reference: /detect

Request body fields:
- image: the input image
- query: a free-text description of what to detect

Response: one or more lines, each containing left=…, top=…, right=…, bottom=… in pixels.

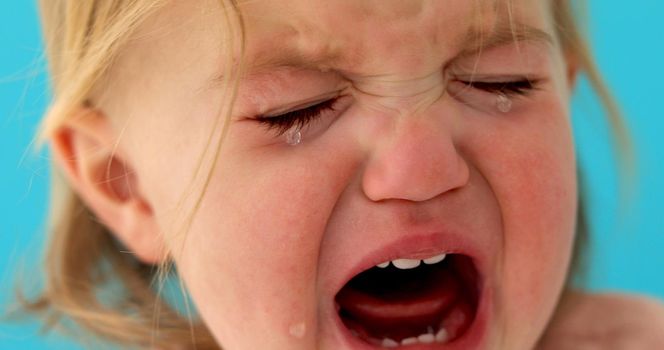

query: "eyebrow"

left=460, top=22, right=555, bottom=54
left=231, top=21, right=555, bottom=81
left=247, top=44, right=338, bottom=74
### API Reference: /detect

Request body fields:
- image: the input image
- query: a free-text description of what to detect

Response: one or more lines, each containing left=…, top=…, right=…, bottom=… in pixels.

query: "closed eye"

left=458, top=79, right=537, bottom=96
left=254, top=97, right=340, bottom=136
left=253, top=80, right=536, bottom=137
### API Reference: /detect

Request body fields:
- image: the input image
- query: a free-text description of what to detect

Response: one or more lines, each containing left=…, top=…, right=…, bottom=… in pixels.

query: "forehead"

left=236, top=0, right=554, bottom=76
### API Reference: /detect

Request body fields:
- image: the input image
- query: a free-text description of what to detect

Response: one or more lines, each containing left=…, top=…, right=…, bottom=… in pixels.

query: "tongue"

left=336, top=267, right=461, bottom=339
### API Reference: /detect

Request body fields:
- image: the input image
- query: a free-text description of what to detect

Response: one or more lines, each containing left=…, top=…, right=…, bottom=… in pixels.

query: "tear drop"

left=286, top=127, right=302, bottom=146
left=495, top=93, right=513, bottom=113
left=289, top=322, right=306, bottom=339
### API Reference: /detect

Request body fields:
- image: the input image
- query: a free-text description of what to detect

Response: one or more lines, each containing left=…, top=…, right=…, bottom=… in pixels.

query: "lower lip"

left=332, top=282, right=492, bottom=350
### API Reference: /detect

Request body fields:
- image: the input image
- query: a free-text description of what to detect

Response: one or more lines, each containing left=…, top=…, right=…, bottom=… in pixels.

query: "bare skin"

left=538, top=291, right=664, bottom=349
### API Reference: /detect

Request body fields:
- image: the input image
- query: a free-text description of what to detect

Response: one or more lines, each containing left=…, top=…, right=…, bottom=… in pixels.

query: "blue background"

left=1, top=1, right=663, bottom=349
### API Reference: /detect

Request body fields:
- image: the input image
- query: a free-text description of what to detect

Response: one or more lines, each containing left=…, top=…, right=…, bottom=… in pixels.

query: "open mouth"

left=334, top=253, right=481, bottom=348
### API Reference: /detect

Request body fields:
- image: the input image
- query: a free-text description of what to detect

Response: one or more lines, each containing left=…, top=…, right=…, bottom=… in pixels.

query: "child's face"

left=101, top=0, right=577, bottom=348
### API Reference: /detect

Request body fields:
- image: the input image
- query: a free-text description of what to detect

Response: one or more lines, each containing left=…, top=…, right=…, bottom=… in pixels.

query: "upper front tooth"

left=376, top=261, right=390, bottom=268
left=391, top=258, right=421, bottom=269
left=423, top=253, right=447, bottom=265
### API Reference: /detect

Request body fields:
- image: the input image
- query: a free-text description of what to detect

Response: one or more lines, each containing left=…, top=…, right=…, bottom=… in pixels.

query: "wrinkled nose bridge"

left=361, top=91, right=469, bottom=203
left=352, top=72, right=446, bottom=115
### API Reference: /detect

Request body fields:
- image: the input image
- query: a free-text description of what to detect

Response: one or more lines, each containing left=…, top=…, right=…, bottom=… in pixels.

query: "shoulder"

left=537, top=289, right=664, bottom=349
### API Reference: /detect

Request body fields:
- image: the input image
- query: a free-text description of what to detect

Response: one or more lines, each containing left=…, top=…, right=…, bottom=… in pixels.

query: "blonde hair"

left=19, top=0, right=631, bottom=349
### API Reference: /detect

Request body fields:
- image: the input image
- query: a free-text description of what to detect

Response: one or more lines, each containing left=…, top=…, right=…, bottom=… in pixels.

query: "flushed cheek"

left=176, top=196, right=320, bottom=347
left=478, top=112, right=576, bottom=347
left=173, top=145, right=359, bottom=348
left=501, top=157, right=576, bottom=348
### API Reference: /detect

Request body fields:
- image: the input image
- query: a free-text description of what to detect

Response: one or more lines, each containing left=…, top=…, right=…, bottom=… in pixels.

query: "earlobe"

left=51, top=107, right=165, bottom=264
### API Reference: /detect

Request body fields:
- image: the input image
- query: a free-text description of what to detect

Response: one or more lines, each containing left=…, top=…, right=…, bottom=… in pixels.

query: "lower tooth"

left=401, top=337, right=418, bottom=346
left=381, top=338, right=399, bottom=348
left=418, top=333, right=435, bottom=344
left=440, top=301, right=468, bottom=341
left=435, top=328, right=449, bottom=343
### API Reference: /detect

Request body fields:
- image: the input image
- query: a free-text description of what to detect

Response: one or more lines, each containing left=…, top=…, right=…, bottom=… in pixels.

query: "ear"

left=564, top=50, right=580, bottom=90
left=51, top=106, right=165, bottom=264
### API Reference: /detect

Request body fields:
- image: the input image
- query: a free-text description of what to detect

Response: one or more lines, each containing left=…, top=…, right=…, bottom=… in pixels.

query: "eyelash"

left=254, top=80, right=535, bottom=136
left=459, top=79, right=536, bottom=96
left=255, top=97, right=340, bottom=136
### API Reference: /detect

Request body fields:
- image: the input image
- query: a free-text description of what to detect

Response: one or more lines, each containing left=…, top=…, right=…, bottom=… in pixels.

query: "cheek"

left=171, top=140, right=360, bottom=346
left=501, top=148, right=576, bottom=347
left=501, top=141, right=577, bottom=288
left=465, top=99, right=577, bottom=344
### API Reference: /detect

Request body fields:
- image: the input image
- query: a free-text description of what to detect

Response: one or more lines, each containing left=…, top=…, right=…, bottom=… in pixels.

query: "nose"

left=361, top=108, right=469, bottom=202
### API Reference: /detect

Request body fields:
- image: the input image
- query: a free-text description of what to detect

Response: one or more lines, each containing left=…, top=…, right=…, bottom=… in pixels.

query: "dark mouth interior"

left=335, top=254, right=480, bottom=346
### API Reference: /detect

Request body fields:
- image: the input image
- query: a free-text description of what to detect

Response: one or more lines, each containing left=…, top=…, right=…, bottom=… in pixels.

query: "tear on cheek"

left=289, top=322, right=307, bottom=339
